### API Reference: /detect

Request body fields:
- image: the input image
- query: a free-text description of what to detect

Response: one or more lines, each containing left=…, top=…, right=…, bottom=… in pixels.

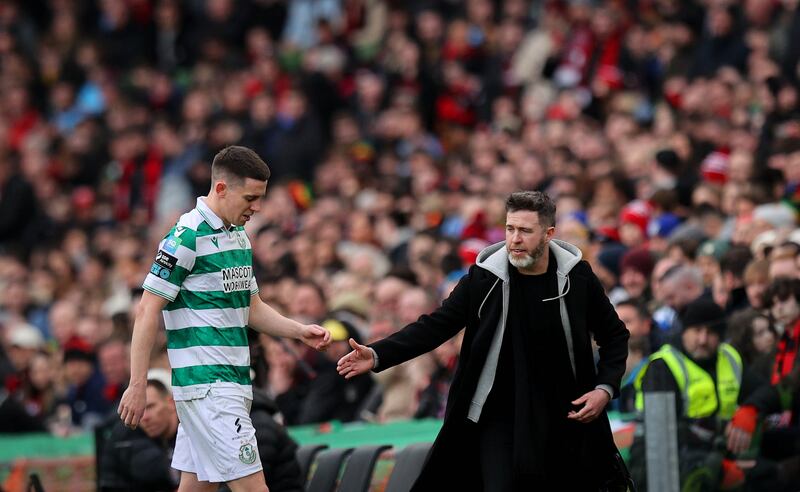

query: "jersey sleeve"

left=142, top=225, right=197, bottom=302
left=249, top=274, right=259, bottom=297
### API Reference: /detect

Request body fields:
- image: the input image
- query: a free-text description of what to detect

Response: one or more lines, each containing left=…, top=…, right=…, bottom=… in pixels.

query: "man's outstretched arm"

left=248, top=294, right=331, bottom=351
left=118, top=291, right=168, bottom=429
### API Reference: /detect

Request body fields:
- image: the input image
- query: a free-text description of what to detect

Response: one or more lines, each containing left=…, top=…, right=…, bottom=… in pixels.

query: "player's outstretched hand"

left=300, top=323, right=331, bottom=351
left=118, top=385, right=146, bottom=429
left=337, top=338, right=374, bottom=379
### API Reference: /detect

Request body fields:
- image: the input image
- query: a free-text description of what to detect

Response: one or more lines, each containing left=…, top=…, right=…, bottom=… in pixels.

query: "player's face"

left=223, top=177, right=267, bottom=226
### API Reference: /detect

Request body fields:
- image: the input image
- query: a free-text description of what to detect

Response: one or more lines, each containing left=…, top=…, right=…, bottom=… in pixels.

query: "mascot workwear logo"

left=221, top=266, right=252, bottom=293
left=239, top=443, right=257, bottom=464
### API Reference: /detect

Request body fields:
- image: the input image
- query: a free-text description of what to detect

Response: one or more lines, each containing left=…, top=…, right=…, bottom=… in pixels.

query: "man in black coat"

left=338, top=191, right=630, bottom=490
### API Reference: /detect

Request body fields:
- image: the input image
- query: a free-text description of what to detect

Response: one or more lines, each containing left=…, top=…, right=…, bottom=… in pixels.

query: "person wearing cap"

left=631, top=298, right=745, bottom=489
left=695, top=239, right=730, bottom=287
left=337, top=191, right=630, bottom=490
left=61, top=336, right=112, bottom=430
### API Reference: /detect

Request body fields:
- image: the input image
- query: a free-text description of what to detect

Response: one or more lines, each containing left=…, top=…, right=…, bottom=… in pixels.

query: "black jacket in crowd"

left=98, top=389, right=303, bottom=492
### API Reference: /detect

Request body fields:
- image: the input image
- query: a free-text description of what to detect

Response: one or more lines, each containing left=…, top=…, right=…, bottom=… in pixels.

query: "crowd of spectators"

left=2, top=0, right=800, bottom=489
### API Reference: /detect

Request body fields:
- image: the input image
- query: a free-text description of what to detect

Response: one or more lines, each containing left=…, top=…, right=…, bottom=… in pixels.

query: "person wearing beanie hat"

left=647, top=213, right=682, bottom=255
left=595, top=242, right=628, bottom=292
left=618, top=247, right=655, bottom=303
left=630, top=297, right=744, bottom=489
left=62, top=336, right=111, bottom=429
left=695, top=239, right=730, bottom=287
left=619, top=200, right=652, bottom=248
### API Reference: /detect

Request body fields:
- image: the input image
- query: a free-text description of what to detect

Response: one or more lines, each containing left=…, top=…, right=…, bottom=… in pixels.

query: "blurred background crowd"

left=1, top=0, right=800, bottom=489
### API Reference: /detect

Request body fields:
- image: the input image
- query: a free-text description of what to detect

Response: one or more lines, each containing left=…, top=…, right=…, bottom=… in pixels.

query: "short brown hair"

left=505, top=191, right=556, bottom=227
left=211, top=145, right=270, bottom=183
left=743, top=259, right=770, bottom=285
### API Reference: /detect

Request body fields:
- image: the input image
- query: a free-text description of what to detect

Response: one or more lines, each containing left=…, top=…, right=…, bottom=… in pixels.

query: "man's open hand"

left=337, top=339, right=375, bottom=379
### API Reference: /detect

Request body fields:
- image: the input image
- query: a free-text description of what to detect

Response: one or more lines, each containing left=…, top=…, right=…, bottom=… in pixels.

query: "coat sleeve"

left=371, top=268, right=473, bottom=372
left=585, top=265, right=630, bottom=397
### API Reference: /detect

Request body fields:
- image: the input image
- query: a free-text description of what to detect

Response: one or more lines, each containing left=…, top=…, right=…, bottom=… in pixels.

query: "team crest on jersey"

left=236, top=232, right=246, bottom=249
left=239, top=443, right=256, bottom=464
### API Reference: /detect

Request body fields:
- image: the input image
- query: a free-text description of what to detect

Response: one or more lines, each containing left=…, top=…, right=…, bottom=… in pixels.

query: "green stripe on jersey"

left=166, top=289, right=251, bottom=311
left=172, top=364, right=251, bottom=387
left=164, top=225, right=196, bottom=251
left=163, top=265, right=192, bottom=288
left=192, top=249, right=252, bottom=275
left=167, top=326, right=249, bottom=349
left=195, top=221, right=223, bottom=237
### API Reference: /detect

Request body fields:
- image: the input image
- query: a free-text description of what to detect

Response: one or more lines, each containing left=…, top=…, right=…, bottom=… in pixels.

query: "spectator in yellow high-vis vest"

left=634, top=297, right=743, bottom=419
left=630, top=297, right=748, bottom=490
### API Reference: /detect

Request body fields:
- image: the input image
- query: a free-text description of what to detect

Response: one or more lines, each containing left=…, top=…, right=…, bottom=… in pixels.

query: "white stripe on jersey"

left=168, top=345, right=251, bottom=369
left=163, top=307, right=251, bottom=331
left=195, top=232, right=252, bottom=257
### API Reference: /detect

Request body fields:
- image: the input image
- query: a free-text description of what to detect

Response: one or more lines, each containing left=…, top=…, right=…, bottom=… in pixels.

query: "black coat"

left=372, top=258, right=629, bottom=490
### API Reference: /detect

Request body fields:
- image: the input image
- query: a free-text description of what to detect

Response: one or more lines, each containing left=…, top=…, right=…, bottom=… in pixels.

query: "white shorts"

left=172, top=389, right=262, bottom=483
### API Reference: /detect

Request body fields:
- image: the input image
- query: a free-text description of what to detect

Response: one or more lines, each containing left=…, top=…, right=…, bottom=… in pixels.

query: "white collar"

left=196, top=197, right=228, bottom=231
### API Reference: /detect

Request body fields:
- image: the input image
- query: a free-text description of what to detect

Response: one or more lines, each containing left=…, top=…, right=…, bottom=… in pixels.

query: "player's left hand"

left=567, top=389, right=610, bottom=423
left=300, top=324, right=331, bottom=351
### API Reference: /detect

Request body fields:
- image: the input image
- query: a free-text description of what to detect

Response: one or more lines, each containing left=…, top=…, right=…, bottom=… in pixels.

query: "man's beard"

left=508, top=239, right=547, bottom=269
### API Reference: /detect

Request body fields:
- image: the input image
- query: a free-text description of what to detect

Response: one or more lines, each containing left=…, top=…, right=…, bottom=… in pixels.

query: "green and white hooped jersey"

left=142, top=197, right=258, bottom=401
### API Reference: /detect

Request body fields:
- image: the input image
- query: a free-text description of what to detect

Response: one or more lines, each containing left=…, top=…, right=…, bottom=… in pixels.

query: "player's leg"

left=177, top=471, right=218, bottom=492
left=226, top=469, right=269, bottom=492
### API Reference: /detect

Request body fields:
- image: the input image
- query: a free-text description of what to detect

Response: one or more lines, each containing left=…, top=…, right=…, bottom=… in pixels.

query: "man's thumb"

left=349, top=338, right=361, bottom=351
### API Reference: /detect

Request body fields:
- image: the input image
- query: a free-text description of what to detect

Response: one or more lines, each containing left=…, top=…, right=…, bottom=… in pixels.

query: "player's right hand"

left=337, top=338, right=374, bottom=379
left=118, top=385, right=146, bottom=429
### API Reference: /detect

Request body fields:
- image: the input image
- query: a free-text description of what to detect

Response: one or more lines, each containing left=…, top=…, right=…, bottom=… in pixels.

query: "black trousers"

left=477, top=414, right=604, bottom=491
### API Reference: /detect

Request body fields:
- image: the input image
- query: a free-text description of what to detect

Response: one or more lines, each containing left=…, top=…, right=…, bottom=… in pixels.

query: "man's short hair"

left=763, top=277, right=800, bottom=308
left=211, top=145, right=271, bottom=183
left=616, top=299, right=650, bottom=320
left=147, top=378, right=171, bottom=397
left=720, top=245, right=753, bottom=279
left=505, top=191, right=556, bottom=227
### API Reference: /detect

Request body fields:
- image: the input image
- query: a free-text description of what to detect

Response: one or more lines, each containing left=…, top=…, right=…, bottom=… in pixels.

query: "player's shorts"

left=172, top=389, right=262, bottom=483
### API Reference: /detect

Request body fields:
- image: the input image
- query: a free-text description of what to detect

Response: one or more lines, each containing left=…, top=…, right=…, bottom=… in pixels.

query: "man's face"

left=620, top=269, right=647, bottom=298
left=64, top=359, right=93, bottom=387
left=140, top=386, right=176, bottom=440
left=289, top=285, right=326, bottom=321
left=769, top=258, right=799, bottom=279
left=751, top=316, right=776, bottom=354
left=746, top=281, right=767, bottom=308
left=220, top=177, right=267, bottom=226
left=615, top=304, right=651, bottom=337
left=98, top=342, right=129, bottom=386
left=771, top=295, right=800, bottom=327
left=681, top=325, right=720, bottom=360
left=505, top=210, right=553, bottom=270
